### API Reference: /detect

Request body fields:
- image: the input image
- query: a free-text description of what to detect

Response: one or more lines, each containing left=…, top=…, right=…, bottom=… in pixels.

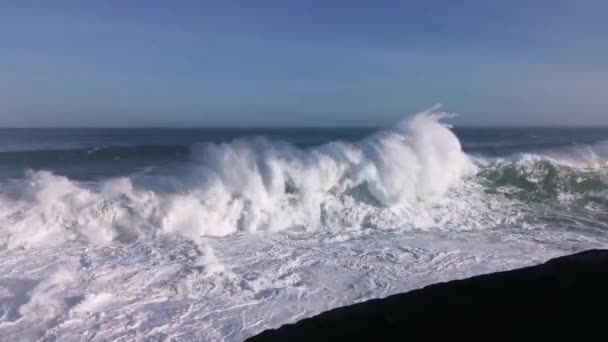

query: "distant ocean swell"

left=0, top=106, right=606, bottom=250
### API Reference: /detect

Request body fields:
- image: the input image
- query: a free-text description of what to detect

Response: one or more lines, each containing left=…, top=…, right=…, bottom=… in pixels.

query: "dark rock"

left=248, top=249, right=608, bottom=341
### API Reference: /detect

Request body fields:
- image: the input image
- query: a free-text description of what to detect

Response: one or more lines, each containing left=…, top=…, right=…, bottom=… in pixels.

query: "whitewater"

left=1, top=107, right=607, bottom=341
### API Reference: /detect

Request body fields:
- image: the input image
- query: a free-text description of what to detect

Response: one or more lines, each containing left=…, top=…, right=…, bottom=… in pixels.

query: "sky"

left=0, top=0, right=607, bottom=127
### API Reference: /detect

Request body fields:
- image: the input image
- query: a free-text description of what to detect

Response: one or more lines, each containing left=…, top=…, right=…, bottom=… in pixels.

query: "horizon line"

left=2, top=124, right=608, bottom=130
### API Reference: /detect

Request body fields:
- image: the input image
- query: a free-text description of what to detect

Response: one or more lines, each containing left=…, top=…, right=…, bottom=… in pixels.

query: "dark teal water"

left=1, top=127, right=607, bottom=180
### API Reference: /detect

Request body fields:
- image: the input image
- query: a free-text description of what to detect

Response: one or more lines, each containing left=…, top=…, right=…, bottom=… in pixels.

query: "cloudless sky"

left=1, top=0, right=607, bottom=127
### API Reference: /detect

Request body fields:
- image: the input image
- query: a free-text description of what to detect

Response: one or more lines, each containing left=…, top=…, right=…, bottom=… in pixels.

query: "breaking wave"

left=1, top=106, right=606, bottom=249
left=478, top=140, right=608, bottom=202
left=0, top=106, right=479, bottom=248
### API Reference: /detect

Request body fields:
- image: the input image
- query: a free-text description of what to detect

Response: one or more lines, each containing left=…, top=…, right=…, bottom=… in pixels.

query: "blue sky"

left=1, top=0, right=607, bottom=127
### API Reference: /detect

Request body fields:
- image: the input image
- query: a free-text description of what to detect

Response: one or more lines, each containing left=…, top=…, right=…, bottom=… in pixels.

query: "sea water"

left=1, top=108, right=607, bottom=340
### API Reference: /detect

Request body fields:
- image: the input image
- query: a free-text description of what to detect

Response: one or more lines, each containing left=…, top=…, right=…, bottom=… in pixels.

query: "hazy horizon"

left=2, top=120, right=608, bottom=129
left=1, top=1, right=607, bottom=127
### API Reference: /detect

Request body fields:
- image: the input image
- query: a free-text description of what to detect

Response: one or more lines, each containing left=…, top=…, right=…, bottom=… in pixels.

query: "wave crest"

left=478, top=152, right=608, bottom=203
left=0, top=107, right=476, bottom=248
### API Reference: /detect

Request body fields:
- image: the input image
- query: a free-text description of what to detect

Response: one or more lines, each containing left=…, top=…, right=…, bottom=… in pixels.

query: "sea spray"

left=0, top=106, right=475, bottom=248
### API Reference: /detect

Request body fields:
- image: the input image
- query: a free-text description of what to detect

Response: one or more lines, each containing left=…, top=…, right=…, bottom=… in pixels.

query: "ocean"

left=1, top=110, right=607, bottom=340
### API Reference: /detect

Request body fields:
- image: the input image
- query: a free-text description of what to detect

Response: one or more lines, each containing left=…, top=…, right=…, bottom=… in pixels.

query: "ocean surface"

left=1, top=109, right=608, bottom=341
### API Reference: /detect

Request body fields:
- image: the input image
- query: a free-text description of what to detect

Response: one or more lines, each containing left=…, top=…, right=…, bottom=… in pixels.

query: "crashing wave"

left=477, top=144, right=608, bottom=203
left=0, top=106, right=478, bottom=249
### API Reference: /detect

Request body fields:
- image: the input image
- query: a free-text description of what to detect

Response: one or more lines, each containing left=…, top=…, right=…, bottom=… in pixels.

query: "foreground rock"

left=249, top=249, right=608, bottom=341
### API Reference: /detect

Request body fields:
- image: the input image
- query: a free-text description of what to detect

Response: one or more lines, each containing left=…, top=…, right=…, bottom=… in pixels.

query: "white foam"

left=18, top=268, right=77, bottom=321
left=72, top=292, right=113, bottom=315
left=0, top=223, right=605, bottom=341
left=1, top=109, right=607, bottom=341
left=484, top=139, right=608, bottom=170
left=0, top=106, right=482, bottom=248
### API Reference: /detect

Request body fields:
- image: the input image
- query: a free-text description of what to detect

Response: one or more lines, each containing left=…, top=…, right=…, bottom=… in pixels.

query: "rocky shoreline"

left=248, top=249, right=608, bottom=341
